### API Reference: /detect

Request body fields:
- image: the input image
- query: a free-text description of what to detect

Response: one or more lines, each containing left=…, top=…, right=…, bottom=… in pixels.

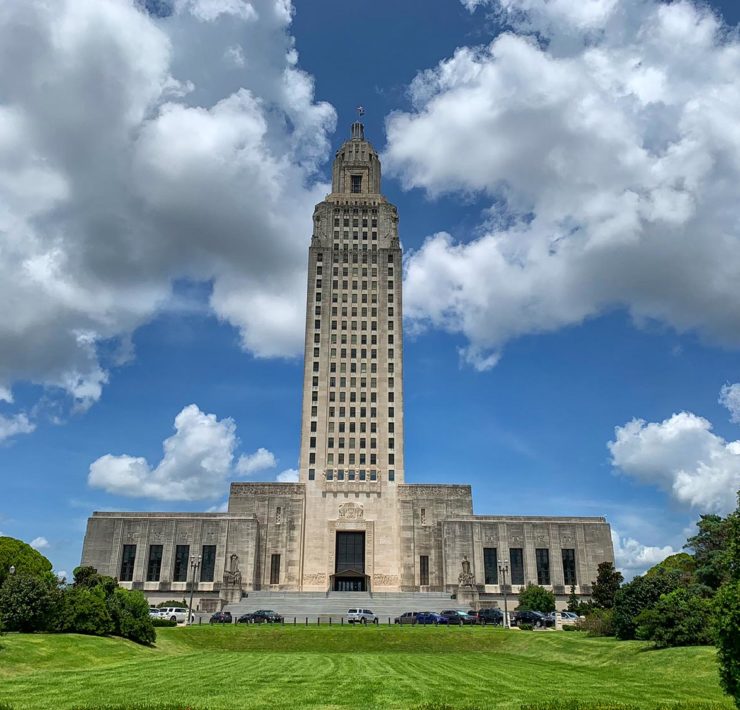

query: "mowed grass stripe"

left=0, top=628, right=731, bottom=710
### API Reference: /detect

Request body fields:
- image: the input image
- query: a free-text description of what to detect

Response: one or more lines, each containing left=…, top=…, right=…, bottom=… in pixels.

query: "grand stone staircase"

left=224, top=590, right=456, bottom=623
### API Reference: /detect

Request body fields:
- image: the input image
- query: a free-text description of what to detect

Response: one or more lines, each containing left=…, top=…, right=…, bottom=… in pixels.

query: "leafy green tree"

left=517, top=583, right=555, bottom=613
left=686, top=514, right=731, bottom=590
left=590, top=561, right=623, bottom=609
left=108, top=587, right=155, bottom=645
left=0, top=573, right=60, bottom=632
left=635, top=586, right=713, bottom=648
left=156, top=599, right=188, bottom=608
left=56, top=586, right=113, bottom=636
left=714, top=581, right=740, bottom=707
left=0, top=537, right=53, bottom=587
left=576, top=608, right=614, bottom=636
left=645, top=553, right=696, bottom=583
left=613, top=568, right=683, bottom=640
left=714, top=491, right=740, bottom=707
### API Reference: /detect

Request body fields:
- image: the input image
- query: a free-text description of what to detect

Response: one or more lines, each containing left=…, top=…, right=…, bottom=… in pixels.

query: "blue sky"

left=1, top=0, right=740, bottom=580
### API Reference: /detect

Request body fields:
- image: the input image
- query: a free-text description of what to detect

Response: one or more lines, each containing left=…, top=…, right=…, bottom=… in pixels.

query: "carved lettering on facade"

left=230, top=483, right=304, bottom=497
left=303, top=573, right=326, bottom=585
left=398, top=485, right=471, bottom=499
left=373, top=574, right=399, bottom=586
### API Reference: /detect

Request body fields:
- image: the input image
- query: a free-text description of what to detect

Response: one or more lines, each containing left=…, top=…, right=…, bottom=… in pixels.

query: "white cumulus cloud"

left=88, top=404, right=283, bottom=500
left=89, top=404, right=238, bottom=500
left=611, top=529, right=675, bottom=579
left=30, top=536, right=49, bottom=550
left=236, top=447, right=277, bottom=475
left=608, top=410, right=740, bottom=515
left=0, top=413, right=35, bottom=444
left=0, top=0, right=334, bottom=417
left=387, top=0, right=740, bottom=369
left=719, top=383, right=740, bottom=424
left=276, top=468, right=299, bottom=482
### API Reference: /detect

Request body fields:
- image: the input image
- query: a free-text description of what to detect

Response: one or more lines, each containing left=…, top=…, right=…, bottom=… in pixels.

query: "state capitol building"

left=81, top=120, right=614, bottom=612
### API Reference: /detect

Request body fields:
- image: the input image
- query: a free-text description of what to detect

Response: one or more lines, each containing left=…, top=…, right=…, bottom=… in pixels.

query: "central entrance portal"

left=334, top=531, right=366, bottom=591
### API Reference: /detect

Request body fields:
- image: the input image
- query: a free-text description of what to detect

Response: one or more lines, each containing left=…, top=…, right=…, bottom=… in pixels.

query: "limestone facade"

left=80, top=121, right=614, bottom=610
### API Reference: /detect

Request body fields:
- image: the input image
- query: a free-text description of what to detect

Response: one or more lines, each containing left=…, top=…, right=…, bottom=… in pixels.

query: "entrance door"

left=334, top=531, right=365, bottom=591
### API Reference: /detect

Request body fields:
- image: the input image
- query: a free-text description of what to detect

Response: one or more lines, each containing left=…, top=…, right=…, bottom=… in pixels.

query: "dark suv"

left=470, top=608, right=503, bottom=625
left=209, top=611, right=233, bottom=624
left=512, top=610, right=550, bottom=627
left=440, top=610, right=476, bottom=625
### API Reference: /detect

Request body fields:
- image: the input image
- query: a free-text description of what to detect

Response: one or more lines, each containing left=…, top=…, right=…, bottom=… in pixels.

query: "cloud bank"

left=387, top=0, right=740, bottom=368
left=0, top=0, right=334, bottom=414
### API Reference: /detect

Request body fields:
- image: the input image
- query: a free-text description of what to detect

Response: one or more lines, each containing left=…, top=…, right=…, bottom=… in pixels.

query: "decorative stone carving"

left=338, top=502, right=364, bottom=520
left=220, top=553, right=243, bottom=605
left=398, top=485, right=471, bottom=499
left=373, top=574, right=398, bottom=586
left=223, top=554, right=242, bottom=587
left=303, top=573, right=326, bottom=585
left=458, top=555, right=475, bottom=587
left=231, top=483, right=304, bottom=497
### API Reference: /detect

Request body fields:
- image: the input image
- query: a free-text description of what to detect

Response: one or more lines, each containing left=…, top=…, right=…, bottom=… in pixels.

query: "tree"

left=0, top=537, right=53, bottom=587
left=108, top=588, right=155, bottom=645
left=613, top=568, right=683, bottom=640
left=644, top=553, right=696, bottom=584
left=714, top=491, right=740, bottom=707
left=0, top=573, right=60, bottom=632
left=635, top=586, right=713, bottom=648
left=56, top=586, right=113, bottom=636
left=686, top=514, right=731, bottom=590
left=714, top=581, right=740, bottom=707
left=517, top=583, right=555, bottom=613
left=156, top=599, right=188, bottom=608
left=591, top=561, right=623, bottom=609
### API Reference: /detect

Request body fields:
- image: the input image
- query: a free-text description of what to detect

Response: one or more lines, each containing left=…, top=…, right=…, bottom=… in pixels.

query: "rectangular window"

left=351, top=175, right=362, bottom=193
left=510, top=548, right=524, bottom=586
left=536, top=548, right=551, bottom=586
left=483, top=547, right=498, bottom=585
left=308, top=469, right=315, bottom=481
left=270, top=554, right=281, bottom=585
left=388, top=470, right=395, bottom=482
left=173, top=544, right=190, bottom=582
left=146, top=544, right=163, bottom=582
left=420, top=555, right=430, bottom=586
left=200, top=545, right=216, bottom=582
left=562, top=548, right=577, bottom=587
left=120, top=544, right=136, bottom=582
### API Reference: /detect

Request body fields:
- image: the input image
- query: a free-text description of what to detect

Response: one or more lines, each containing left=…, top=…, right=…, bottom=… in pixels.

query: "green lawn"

left=0, top=625, right=731, bottom=710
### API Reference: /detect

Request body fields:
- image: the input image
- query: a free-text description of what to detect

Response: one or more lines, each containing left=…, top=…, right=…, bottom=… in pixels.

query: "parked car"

left=469, top=608, right=504, bottom=625
left=209, top=611, right=233, bottom=624
left=415, top=611, right=447, bottom=625
left=394, top=611, right=419, bottom=625
left=440, top=610, right=476, bottom=625
left=347, top=609, right=378, bottom=624
left=148, top=608, right=163, bottom=619
left=159, top=607, right=194, bottom=623
left=560, top=611, right=579, bottom=622
left=250, top=610, right=283, bottom=624
left=236, top=613, right=254, bottom=624
left=512, top=610, right=550, bottom=627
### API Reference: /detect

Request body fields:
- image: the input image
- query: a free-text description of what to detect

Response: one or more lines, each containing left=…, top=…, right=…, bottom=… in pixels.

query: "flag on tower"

left=356, top=105, right=365, bottom=117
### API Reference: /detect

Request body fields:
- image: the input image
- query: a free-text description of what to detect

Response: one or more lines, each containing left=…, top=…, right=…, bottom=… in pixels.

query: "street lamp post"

left=187, top=555, right=201, bottom=625
left=498, top=561, right=510, bottom=629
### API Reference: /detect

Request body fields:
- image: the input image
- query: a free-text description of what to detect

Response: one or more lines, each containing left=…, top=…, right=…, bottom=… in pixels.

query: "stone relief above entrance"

left=338, top=502, right=364, bottom=520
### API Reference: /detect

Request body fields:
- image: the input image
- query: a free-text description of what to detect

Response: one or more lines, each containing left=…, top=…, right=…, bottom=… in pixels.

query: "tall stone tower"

left=297, top=119, right=405, bottom=591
